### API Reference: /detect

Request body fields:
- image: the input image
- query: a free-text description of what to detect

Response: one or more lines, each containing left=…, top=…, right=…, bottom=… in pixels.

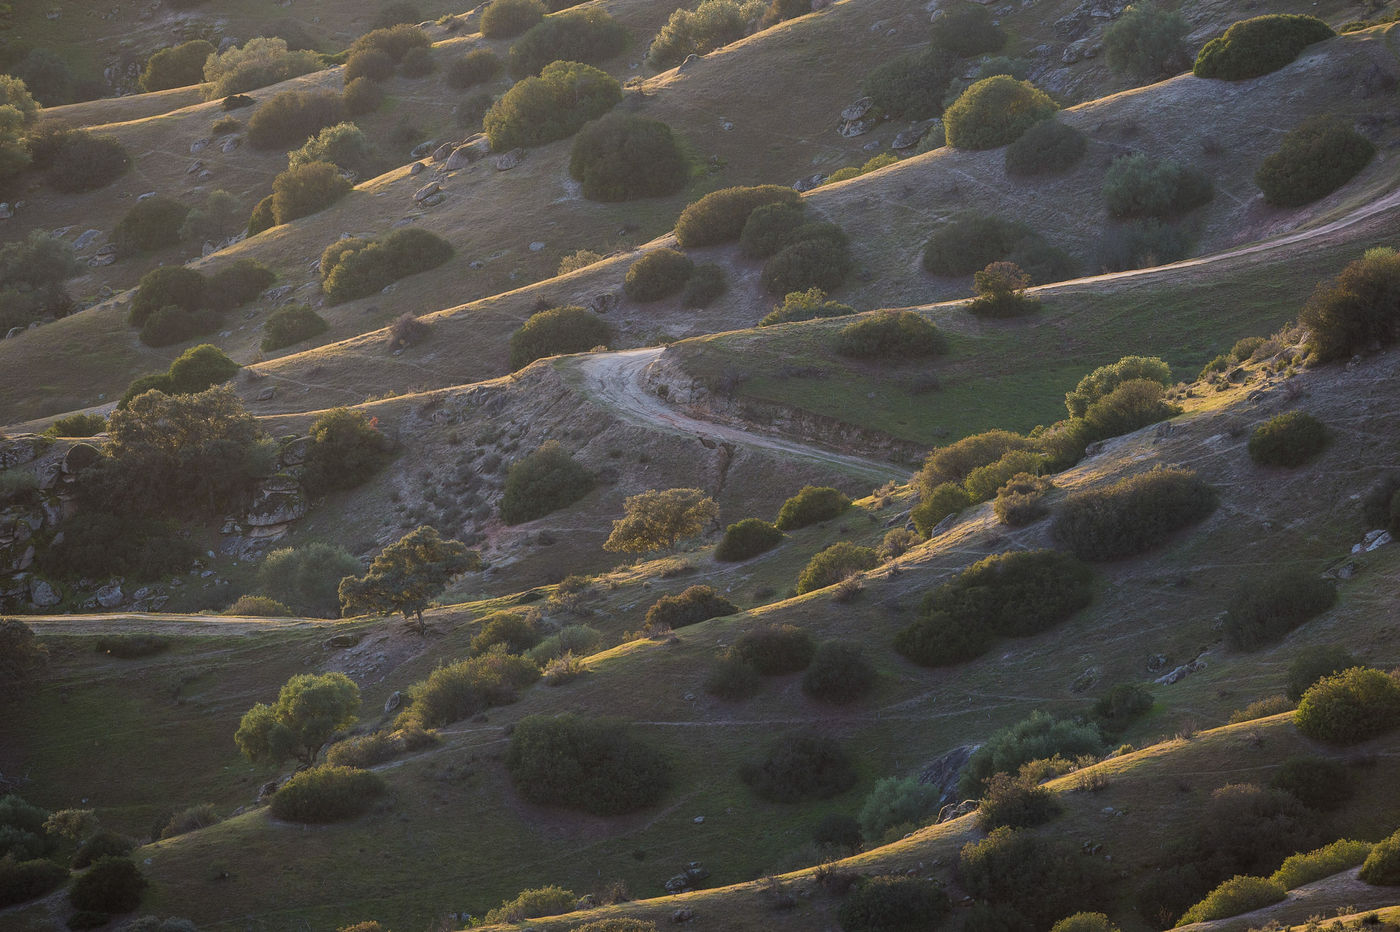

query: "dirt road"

left=20, top=613, right=342, bottom=636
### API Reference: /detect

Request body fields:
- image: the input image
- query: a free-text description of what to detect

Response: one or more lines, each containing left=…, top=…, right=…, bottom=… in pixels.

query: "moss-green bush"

left=741, top=732, right=856, bottom=802
left=43, top=131, right=130, bottom=193
left=1300, top=247, right=1400, bottom=363
left=507, top=8, right=630, bottom=78
left=1248, top=411, right=1326, bottom=467
left=1178, top=875, right=1286, bottom=924
left=1295, top=667, right=1400, bottom=744
left=993, top=473, right=1053, bottom=526
left=759, top=287, right=854, bottom=326
left=113, top=196, right=189, bottom=255
left=288, top=122, right=372, bottom=176
left=1268, top=756, right=1354, bottom=811
left=507, top=714, right=670, bottom=814
left=321, top=228, right=453, bottom=304
left=247, top=90, right=346, bottom=150
left=675, top=184, right=801, bottom=248
left=1065, top=355, right=1172, bottom=417
left=1005, top=119, right=1085, bottom=176
left=1256, top=115, right=1375, bottom=208
left=977, top=773, right=1061, bottom=831
left=69, top=857, right=145, bottom=914
left=271, top=160, right=353, bottom=226
left=932, top=2, right=1007, bottom=57
left=483, top=885, right=577, bottom=924
left=959, top=827, right=1112, bottom=927
left=911, top=482, right=973, bottom=538
left=446, top=49, right=503, bottom=89
left=918, top=429, right=1031, bottom=489
left=1360, top=830, right=1400, bottom=886
left=704, top=655, right=762, bottom=701
left=1193, top=14, right=1335, bottom=81
left=731, top=624, right=815, bottom=675
left=398, top=46, right=435, bottom=78
left=341, top=76, right=383, bottom=115
left=894, top=607, right=994, bottom=667
left=300, top=408, right=392, bottom=497
left=344, top=47, right=395, bottom=83
left=739, top=202, right=807, bottom=259
left=624, top=248, right=693, bottom=302
left=1224, top=572, right=1335, bottom=650
left=802, top=640, right=877, bottom=704
left=138, top=306, right=218, bottom=348
left=508, top=305, right=612, bottom=371
left=208, top=259, right=275, bottom=312
left=644, top=585, right=736, bottom=632
left=1051, top=467, right=1217, bottom=561
left=1271, top=839, right=1372, bottom=889
left=835, top=310, right=946, bottom=359
left=403, top=651, right=539, bottom=728
left=140, top=39, right=216, bottom=92
left=1103, top=3, right=1189, bottom=80
left=499, top=441, right=595, bottom=523
left=795, top=542, right=879, bottom=595
left=568, top=112, right=688, bottom=202
left=481, top=0, right=545, bottom=38
left=861, top=47, right=957, bottom=120
left=682, top=263, right=727, bottom=307
left=0, top=857, right=68, bottom=908
left=128, top=267, right=206, bottom=327
left=922, top=213, right=1034, bottom=276
left=836, top=876, right=950, bottom=932
left=962, top=449, right=1042, bottom=503
left=858, top=776, right=940, bottom=842
left=761, top=235, right=851, bottom=295
left=1287, top=646, right=1358, bottom=701
left=1051, top=914, right=1121, bottom=932
left=925, top=548, right=1093, bottom=638
left=1096, top=218, right=1193, bottom=272
left=775, top=485, right=850, bottom=530
left=944, top=76, right=1057, bottom=150
left=470, top=611, right=541, bottom=656
left=1103, top=153, right=1213, bottom=219
left=349, top=23, right=431, bottom=63
left=715, top=517, right=782, bottom=561
left=269, top=765, right=385, bottom=823
left=646, top=0, right=761, bottom=69
left=960, top=710, right=1105, bottom=797
left=260, top=303, right=327, bottom=352
left=483, top=60, right=622, bottom=151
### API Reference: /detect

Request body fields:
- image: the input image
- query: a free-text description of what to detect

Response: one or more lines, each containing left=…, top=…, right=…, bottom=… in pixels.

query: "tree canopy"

left=235, top=672, right=360, bottom=765
left=603, top=488, right=718, bottom=554
left=338, top=525, right=481, bottom=631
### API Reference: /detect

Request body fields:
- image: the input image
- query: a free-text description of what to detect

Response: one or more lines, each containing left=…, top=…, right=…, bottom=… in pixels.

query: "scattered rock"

left=409, top=161, right=425, bottom=176
left=841, top=97, right=874, bottom=121
left=1352, top=529, right=1392, bottom=553
left=72, top=229, right=104, bottom=249
left=919, top=744, right=977, bottom=806
left=95, top=583, right=124, bottom=609
left=445, top=136, right=490, bottom=170
left=410, top=139, right=438, bottom=159
left=412, top=181, right=441, bottom=203
left=663, top=862, right=709, bottom=894
left=793, top=173, right=826, bottom=192
left=937, top=799, right=977, bottom=823
left=495, top=148, right=525, bottom=171
left=431, top=139, right=460, bottom=162
left=1146, top=653, right=1169, bottom=673
left=421, top=192, right=447, bottom=207
left=256, top=387, right=276, bottom=402
left=587, top=292, right=618, bottom=315
left=1155, top=656, right=1206, bottom=685
left=692, top=815, right=704, bottom=824
left=891, top=127, right=922, bottom=150
left=220, top=136, right=240, bottom=153
left=30, top=578, right=60, bottom=608
left=384, top=690, right=403, bottom=713
left=671, top=908, right=695, bottom=923
left=678, top=53, right=701, bottom=72
left=0, top=204, right=11, bottom=220
left=244, top=475, right=307, bottom=527
left=190, top=139, right=208, bottom=154
left=839, top=118, right=874, bottom=138
left=528, top=241, right=545, bottom=252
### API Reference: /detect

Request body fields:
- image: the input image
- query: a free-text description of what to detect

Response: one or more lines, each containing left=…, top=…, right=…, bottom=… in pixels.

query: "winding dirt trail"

left=20, top=613, right=340, bottom=636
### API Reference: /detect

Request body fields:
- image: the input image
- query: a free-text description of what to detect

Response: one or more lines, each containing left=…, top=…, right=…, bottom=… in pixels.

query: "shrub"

left=624, top=248, right=693, bottom=302
left=0, top=858, right=68, bottom=908
left=179, top=189, right=244, bottom=245
left=45, top=414, right=106, bottom=438
left=344, top=47, right=395, bottom=83
left=1248, top=411, right=1326, bottom=467
left=167, top=343, right=240, bottom=395
left=1228, top=696, right=1295, bottom=724
left=403, top=651, right=540, bottom=728
left=993, top=473, right=1053, bottom=526
left=894, top=604, right=993, bottom=667
left=508, top=9, right=630, bottom=78
left=1300, top=247, right=1400, bottom=362
left=484, top=886, right=578, bottom=924
left=1103, top=153, right=1213, bottom=219
left=1257, top=115, right=1375, bottom=208
left=1103, top=3, right=1189, bottom=80
left=742, top=732, right=856, bottom=802
left=740, top=203, right=806, bottom=259
left=481, top=0, right=545, bottom=39
left=1224, top=572, right=1336, bottom=650
left=799, top=640, right=875, bottom=704
left=571, top=921, right=657, bottom=932
left=1051, top=467, right=1217, bottom=561
left=814, top=812, right=862, bottom=852
left=1065, top=355, right=1172, bottom=417
left=837, top=876, right=950, bottom=932
left=959, top=828, right=1112, bottom=927
left=1096, top=218, right=1193, bottom=271
left=796, top=542, right=879, bottom=595
left=129, top=267, right=207, bottom=327
left=271, top=161, right=353, bottom=224
left=247, top=90, right=346, bottom=150
left=861, top=47, right=957, bottom=120
left=681, top=264, right=726, bottom=307
left=858, top=776, right=940, bottom=842
left=925, top=548, right=1092, bottom=638
left=645, top=585, right=736, bottom=632
left=44, top=132, right=129, bottom=193
left=289, top=122, right=373, bottom=176
left=1272, top=839, right=1372, bottom=889
left=499, top=441, right=595, bottom=523
left=759, top=287, right=854, bottom=326
left=247, top=195, right=277, bottom=235
left=387, top=312, right=430, bottom=352
left=69, top=857, right=146, bottom=914
left=471, top=611, right=542, bottom=655
left=835, top=311, right=946, bottom=359
left=261, top=303, right=328, bottom=352
left=506, top=715, right=670, bottom=814
left=1179, top=875, right=1287, bottom=924
left=270, top=766, right=385, bottom=823
left=960, top=711, right=1104, bottom=797
left=966, top=261, right=1040, bottom=318
left=303, top=407, right=392, bottom=496
left=1193, top=14, right=1335, bottom=81
left=1005, top=119, right=1085, bottom=176
left=1295, top=667, right=1400, bottom=744
left=704, top=655, right=761, bottom=700
left=399, top=46, right=435, bottom=78
left=37, top=513, right=196, bottom=581
left=256, top=542, right=361, bottom=617
left=944, top=76, right=1057, bottom=150
left=159, top=804, right=219, bottom=839
left=757, top=0, right=813, bottom=28
left=139, top=307, right=219, bottom=348
left=932, top=2, right=1006, bottom=56
left=226, top=594, right=292, bottom=616
left=350, top=23, right=431, bottom=63
left=921, top=213, right=1033, bottom=277
left=446, top=49, right=503, bottom=88
left=342, top=76, right=384, bottom=116
left=1269, top=756, right=1354, bottom=811
left=1360, top=830, right=1400, bottom=886
left=321, top=228, right=453, bottom=304
left=977, top=773, right=1061, bottom=831
left=112, top=197, right=189, bottom=254
left=524, top=625, right=599, bottom=662
left=675, top=184, right=802, bottom=248
left=774, top=485, right=850, bottom=530
left=918, top=429, right=1030, bottom=490
left=1287, top=646, right=1358, bottom=701
left=762, top=237, right=851, bottom=296
left=1079, top=378, right=1180, bottom=442
left=569, top=112, right=688, bottom=202
left=1093, top=683, right=1154, bottom=732
left=731, top=624, right=815, bottom=675
left=715, top=518, right=782, bottom=561
left=646, top=0, right=763, bottom=69
left=375, top=0, right=423, bottom=28
left=483, top=60, right=622, bottom=151
left=1052, top=914, right=1121, bottom=932
left=202, top=37, right=319, bottom=97
left=911, top=482, right=973, bottom=537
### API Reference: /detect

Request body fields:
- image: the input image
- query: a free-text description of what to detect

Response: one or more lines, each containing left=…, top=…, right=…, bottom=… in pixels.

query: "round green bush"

left=1193, top=14, right=1335, bottom=81
left=167, top=343, right=239, bottom=394
left=1287, top=646, right=1358, bottom=701
left=1095, top=218, right=1193, bottom=272
left=993, top=473, right=1053, bottom=527
left=646, top=0, right=753, bottom=69
left=470, top=611, right=542, bottom=655
left=1103, top=153, right=1213, bottom=219
left=1050, top=466, right=1217, bottom=561
left=944, top=76, right=1057, bottom=150
left=739, top=202, right=807, bottom=259
left=681, top=263, right=727, bottom=307
left=774, top=485, right=850, bottom=530
left=569, top=112, right=688, bottom=202
left=675, top=184, right=802, bottom=248
left=1300, top=247, right=1400, bottom=363
left=446, top=49, right=503, bottom=88
left=759, top=287, right=854, bottom=326
left=860, top=47, right=957, bottom=120
left=1295, top=667, right=1400, bottom=744
left=288, top=122, right=373, bottom=176
left=644, top=585, right=736, bottom=631
left=837, top=875, right=950, bottom=932
left=482, top=60, right=622, bottom=151
left=715, top=518, right=782, bottom=562
left=1268, top=756, right=1354, bottom=811
left=1224, top=571, right=1336, bottom=650
left=344, top=47, right=395, bottom=83
left=207, top=259, right=276, bottom=311
left=1051, top=913, right=1121, bottom=932
left=925, top=548, right=1093, bottom=638
left=44, top=131, right=130, bottom=193
left=932, top=2, right=1006, bottom=57
left=398, top=46, right=435, bottom=78
left=894, top=608, right=993, bottom=667
left=247, top=194, right=277, bottom=235
left=271, top=161, right=353, bottom=225
left=624, top=248, right=694, bottom=302
left=139, top=306, right=218, bottom=348
left=481, top=0, right=546, bottom=39
left=113, top=196, right=189, bottom=255
left=761, top=237, right=851, bottom=295
left=261, top=303, right=328, bottom=352
left=1005, top=119, right=1085, bottom=177
left=731, top=623, right=815, bottom=675
left=302, top=407, right=392, bottom=495
left=349, top=23, right=431, bottom=62
left=741, top=732, right=856, bottom=802
left=270, top=765, right=385, bottom=823
left=959, top=827, right=1112, bottom=927
left=247, top=90, right=347, bottom=150
left=1248, top=410, right=1326, bottom=467
left=506, top=714, right=670, bottom=814
left=1256, top=115, right=1375, bottom=208
left=70, top=831, right=134, bottom=869
left=1359, top=830, right=1400, bottom=886
left=704, top=655, right=761, bottom=701
left=507, top=8, right=630, bottom=78
left=976, top=773, right=1061, bottom=831
left=922, top=213, right=1032, bottom=276
left=1177, top=875, right=1286, bottom=924
left=321, top=228, right=454, bottom=304
left=1103, top=3, right=1189, bottom=80
left=1272, top=839, right=1373, bottom=890
left=341, top=76, right=384, bottom=116
left=499, top=440, right=596, bottom=523
left=835, top=310, right=946, bottom=358
left=570, top=919, right=658, bottom=932
left=911, top=482, right=973, bottom=537
left=0, top=857, right=69, bottom=909
left=802, top=640, right=877, bottom=704
left=140, top=39, right=216, bottom=92
left=795, top=542, right=879, bottom=594
left=1065, top=355, right=1172, bottom=418
left=69, top=857, right=146, bottom=914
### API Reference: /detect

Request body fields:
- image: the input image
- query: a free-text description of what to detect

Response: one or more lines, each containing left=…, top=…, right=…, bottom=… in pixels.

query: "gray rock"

left=445, top=136, right=490, bottom=170
left=841, top=97, right=874, bottom=121
left=431, top=140, right=460, bottom=162
left=410, top=139, right=438, bottom=159
left=919, top=744, right=977, bottom=805
left=30, top=578, right=60, bottom=607
left=137, top=191, right=158, bottom=201
left=1354, top=529, right=1393, bottom=553
left=679, top=53, right=701, bottom=72
left=220, top=136, right=240, bottom=153
left=671, top=908, right=695, bottom=923
left=72, top=229, right=104, bottom=249
left=409, top=161, right=425, bottom=176
left=95, top=583, right=124, bottom=609
left=88, top=254, right=118, bottom=268
left=528, top=241, right=545, bottom=252
left=839, top=118, right=874, bottom=138
left=421, top=192, right=447, bottom=207
left=245, top=476, right=307, bottom=527
left=413, top=181, right=441, bottom=202
left=384, top=690, right=402, bottom=713
left=588, top=292, right=618, bottom=315
left=793, top=173, right=826, bottom=192
left=0, top=203, right=11, bottom=220
left=495, top=148, right=525, bottom=171
left=279, top=436, right=310, bottom=467
left=256, top=387, right=276, bottom=402
left=891, top=128, right=922, bottom=150
left=190, top=139, right=208, bottom=153
left=0, top=435, right=46, bottom=469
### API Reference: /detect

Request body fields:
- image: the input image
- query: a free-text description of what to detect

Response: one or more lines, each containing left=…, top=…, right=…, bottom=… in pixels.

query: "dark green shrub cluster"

left=269, top=765, right=385, bottom=823
left=731, top=624, right=815, bottom=674
left=0, top=230, right=80, bottom=332
left=1193, top=14, right=1335, bottom=81
left=759, top=287, right=854, bottom=326
left=977, top=773, right=1061, bottom=830
left=321, top=228, right=453, bottom=304
left=624, top=248, right=694, bottom=302
left=1065, top=355, right=1172, bottom=417
left=0, top=857, right=68, bottom=908
left=959, top=827, right=1112, bottom=928
left=740, top=203, right=806, bottom=259
left=757, top=0, right=815, bottom=29
left=861, top=47, right=957, bottom=120
left=343, top=47, right=394, bottom=83
left=1005, top=119, right=1085, bottom=176
left=821, top=153, right=898, bottom=186
left=508, top=305, right=611, bottom=371
left=202, top=37, right=321, bottom=98
left=507, top=9, right=630, bottom=78
left=837, top=876, right=950, bottom=932
left=795, top=542, right=879, bottom=594
left=1223, top=571, right=1335, bottom=650
left=1295, top=667, right=1400, bottom=744
left=349, top=23, right=432, bottom=65
left=112, top=196, right=188, bottom=255
left=802, top=640, right=876, bottom=704
left=857, top=777, right=940, bottom=844
left=835, top=310, right=947, bottom=359
left=1287, top=646, right=1358, bottom=701
left=1301, top=247, right=1400, bottom=362
left=993, top=473, right=1053, bottom=526
left=932, top=3, right=1006, bottom=57
left=399, top=46, right=435, bottom=78
left=483, top=885, right=578, bottom=924
left=966, top=261, right=1040, bottom=318
left=342, top=76, right=384, bottom=115
left=1092, top=682, right=1154, bottom=733
left=69, top=857, right=145, bottom=915
left=288, top=123, right=373, bottom=177
left=1103, top=3, right=1189, bottom=79
left=959, top=710, right=1105, bottom=797
left=44, top=413, right=106, bottom=438
left=247, top=90, right=346, bottom=150
left=38, top=128, right=130, bottom=193
left=919, top=429, right=1031, bottom=488
left=1103, top=153, right=1212, bottom=219
left=921, top=213, right=1033, bottom=277
left=1360, top=830, right=1400, bottom=886
left=760, top=226, right=852, bottom=295
left=256, top=541, right=360, bottom=618
left=741, top=732, right=856, bottom=802
left=1051, top=467, right=1217, bottom=561
left=1271, top=839, right=1371, bottom=889
left=483, top=60, right=621, bottom=151
left=715, top=518, right=783, bottom=561
left=120, top=343, right=240, bottom=406
left=261, top=303, right=328, bottom=352
left=36, top=513, right=197, bottom=581
left=400, top=651, right=540, bottom=728
left=446, top=49, right=504, bottom=88
left=774, top=485, right=850, bottom=530
left=1268, top=756, right=1354, bottom=811
left=506, top=714, right=671, bottom=814
left=1248, top=411, right=1326, bottom=467
left=646, top=0, right=755, bottom=69
left=1177, top=876, right=1286, bottom=924
left=1256, top=116, right=1374, bottom=208
left=140, top=39, right=215, bottom=92
left=644, top=585, right=736, bottom=632
left=682, top=263, right=727, bottom=307
left=0, top=794, right=54, bottom=863
left=1051, top=914, right=1121, bottom=932
left=1095, top=218, right=1193, bottom=272
left=125, top=261, right=264, bottom=345
left=481, top=0, right=546, bottom=39
left=471, top=611, right=542, bottom=655
left=675, top=184, right=801, bottom=248
left=499, top=441, right=595, bottom=523
left=944, top=76, right=1057, bottom=150
left=704, top=655, right=762, bottom=701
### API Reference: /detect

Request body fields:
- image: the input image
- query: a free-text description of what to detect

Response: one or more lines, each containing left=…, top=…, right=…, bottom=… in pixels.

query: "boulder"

left=793, top=173, right=826, bottom=192
left=421, top=192, right=448, bottom=207
left=919, top=744, right=978, bottom=805
left=588, top=292, right=619, bottom=315
left=445, top=135, right=490, bottom=170
left=431, top=139, right=460, bottom=162
left=838, top=119, right=874, bottom=138
left=495, top=148, right=525, bottom=171
left=62, top=442, right=103, bottom=475
left=0, top=435, right=46, bottom=470
left=841, top=97, right=874, bottom=121
left=278, top=436, right=311, bottom=467
left=891, top=128, right=922, bottom=150
left=72, top=229, right=103, bottom=250
left=220, top=136, right=240, bottom=153
left=384, top=690, right=402, bottom=713
left=95, top=583, right=124, bottom=609
left=244, top=476, right=308, bottom=528
left=412, top=181, right=441, bottom=203
left=410, top=139, right=438, bottom=159
left=30, top=578, right=60, bottom=608
left=409, top=161, right=426, bottom=176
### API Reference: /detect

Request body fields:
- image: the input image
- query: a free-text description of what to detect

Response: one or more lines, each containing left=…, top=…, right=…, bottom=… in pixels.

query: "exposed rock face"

left=413, top=181, right=442, bottom=203
left=663, top=862, right=710, bottom=894
left=495, top=148, right=525, bottom=171
left=29, top=578, right=60, bottom=607
left=919, top=744, right=978, bottom=806
left=95, top=583, right=124, bottom=609
left=0, top=435, right=48, bottom=469
left=445, top=135, right=490, bottom=170
left=244, top=475, right=308, bottom=529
